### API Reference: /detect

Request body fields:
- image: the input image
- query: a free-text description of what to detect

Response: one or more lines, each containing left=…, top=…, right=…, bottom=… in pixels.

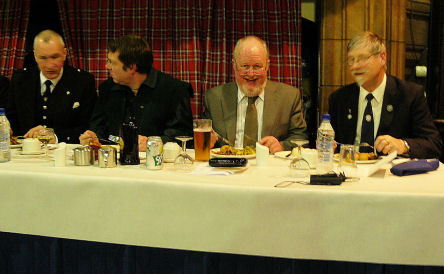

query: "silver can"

left=146, top=136, right=163, bottom=169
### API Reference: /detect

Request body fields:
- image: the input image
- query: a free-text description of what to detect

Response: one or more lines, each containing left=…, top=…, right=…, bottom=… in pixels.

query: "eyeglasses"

left=346, top=52, right=380, bottom=66
left=235, top=62, right=266, bottom=75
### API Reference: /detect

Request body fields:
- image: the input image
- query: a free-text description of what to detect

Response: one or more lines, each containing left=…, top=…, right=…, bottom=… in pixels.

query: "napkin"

left=390, top=159, right=439, bottom=176
left=256, top=142, right=269, bottom=167
left=190, top=163, right=235, bottom=176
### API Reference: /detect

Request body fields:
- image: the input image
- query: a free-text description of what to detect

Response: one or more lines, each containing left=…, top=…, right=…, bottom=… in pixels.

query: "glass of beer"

left=193, top=119, right=212, bottom=161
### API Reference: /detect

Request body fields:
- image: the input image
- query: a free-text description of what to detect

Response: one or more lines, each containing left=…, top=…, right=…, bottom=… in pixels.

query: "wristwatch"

left=402, top=140, right=411, bottom=154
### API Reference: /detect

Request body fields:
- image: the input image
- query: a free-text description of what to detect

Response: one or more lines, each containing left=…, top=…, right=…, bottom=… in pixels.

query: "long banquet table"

left=1, top=145, right=444, bottom=272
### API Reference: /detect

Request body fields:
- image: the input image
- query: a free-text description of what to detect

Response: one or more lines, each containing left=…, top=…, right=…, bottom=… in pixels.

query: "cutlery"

left=213, top=131, right=233, bottom=147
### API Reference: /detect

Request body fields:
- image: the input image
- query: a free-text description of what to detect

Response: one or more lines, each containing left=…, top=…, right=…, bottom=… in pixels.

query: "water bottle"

left=0, top=108, right=11, bottom=163
left=316, top=114, right=335, bottom=173
left=119, top=115, right=140, bottom=165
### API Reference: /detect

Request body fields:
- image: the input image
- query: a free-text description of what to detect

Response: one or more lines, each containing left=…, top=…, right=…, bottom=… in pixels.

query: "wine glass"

left=339, top=144, right=358, bottom=177
left=37, top=127, right=55, bottom=158
left=174, top=136, right=194, bottom=171
left=289, top=139, right=310, bottom=179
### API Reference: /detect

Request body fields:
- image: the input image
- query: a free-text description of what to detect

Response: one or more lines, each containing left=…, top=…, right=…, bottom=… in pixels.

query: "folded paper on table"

left=362, top=151, right=397, bottom=177
left=256, top=142, right=269, bottom=167
left=390, top=159, right=439, bottom=176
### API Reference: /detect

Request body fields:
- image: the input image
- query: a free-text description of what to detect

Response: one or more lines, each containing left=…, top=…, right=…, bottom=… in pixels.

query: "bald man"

left=203, top=35, right=307, bottom=153
left=6, top=29, right=96, bottom=143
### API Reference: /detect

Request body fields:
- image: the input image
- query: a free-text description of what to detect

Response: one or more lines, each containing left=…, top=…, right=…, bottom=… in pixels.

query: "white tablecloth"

left=1, top=145, right=444, bottom=266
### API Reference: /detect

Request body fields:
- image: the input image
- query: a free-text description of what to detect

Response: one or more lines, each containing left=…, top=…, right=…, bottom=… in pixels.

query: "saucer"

left=20, top=150, right=44, bottom=155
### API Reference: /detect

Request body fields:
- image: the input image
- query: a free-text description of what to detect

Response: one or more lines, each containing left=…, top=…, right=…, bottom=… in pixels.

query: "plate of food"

left=334, top=152, right=380, bottom=164
left=211, top=145, right=256, bottom=159
left=10, top=136, right=23, bottom=148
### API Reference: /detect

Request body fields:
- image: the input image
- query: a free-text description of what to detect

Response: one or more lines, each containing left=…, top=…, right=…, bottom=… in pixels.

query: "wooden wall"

left=318, top=0, right=407, bottom=116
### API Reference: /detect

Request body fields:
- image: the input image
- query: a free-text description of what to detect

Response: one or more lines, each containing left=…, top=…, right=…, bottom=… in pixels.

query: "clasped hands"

left=79, top=130, right=149, bottom=152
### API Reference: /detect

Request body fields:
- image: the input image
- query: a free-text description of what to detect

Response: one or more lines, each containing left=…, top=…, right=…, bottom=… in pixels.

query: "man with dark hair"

left=6, top=29, right=96, bottom=143
left=0, top=75, right=8, bottom=108
left=80, top=35, right=193, bottom=151
left=329, top=31, right=441, bottom=158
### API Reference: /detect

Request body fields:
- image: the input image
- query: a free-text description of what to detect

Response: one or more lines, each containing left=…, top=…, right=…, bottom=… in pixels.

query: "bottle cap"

left=322, top=114, right=330, bottom=121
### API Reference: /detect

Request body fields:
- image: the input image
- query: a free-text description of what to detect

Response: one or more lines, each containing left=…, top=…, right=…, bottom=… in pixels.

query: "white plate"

left=274, top=151, right=295, bottom=159
left=11, top=144, right=22, bottom=149
left=333, top=154, right=379, bottom=164
left=20, top=151, right=45, bottom=155
left=210, top=148, right=255, bottom=159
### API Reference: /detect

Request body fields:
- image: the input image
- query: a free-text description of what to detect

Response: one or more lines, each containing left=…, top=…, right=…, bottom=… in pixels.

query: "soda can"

left=146, top=136, right=163, bottom=169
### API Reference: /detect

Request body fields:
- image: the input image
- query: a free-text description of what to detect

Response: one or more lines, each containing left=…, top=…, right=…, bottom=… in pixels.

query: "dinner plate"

left=11, top=144, right=22, bottom=149
left=333, top=154, right=379, bottom=164
left=210, top=148, right=256, bottom=159
left=274, top=151, right=295, bottom=159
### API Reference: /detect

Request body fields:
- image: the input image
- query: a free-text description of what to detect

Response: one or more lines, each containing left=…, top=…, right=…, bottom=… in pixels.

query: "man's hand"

left=259, top=136, right=283, bottom=154
left=374, top=135, right=407, bottom=155
left=79, top=130, right=97, bottom=145
left=24, top=125, right=46, bottom=139
left=138, top=135, right=148, bottom=152
left=210, top=130, right=218, bottom=148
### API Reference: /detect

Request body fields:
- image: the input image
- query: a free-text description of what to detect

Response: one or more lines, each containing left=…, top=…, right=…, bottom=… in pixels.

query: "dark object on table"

left=209, top=158, right=248, bottom=167
left=390, top=159, right=439, bottom=176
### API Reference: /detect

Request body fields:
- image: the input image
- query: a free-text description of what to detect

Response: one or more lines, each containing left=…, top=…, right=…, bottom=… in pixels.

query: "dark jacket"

left=89, top=68, right=193, bottom=143
left=6, top=65, right=97, bottom=143
left=0, top=75, right=9, bottom=109
left=329, top=75, right=442, bottom=159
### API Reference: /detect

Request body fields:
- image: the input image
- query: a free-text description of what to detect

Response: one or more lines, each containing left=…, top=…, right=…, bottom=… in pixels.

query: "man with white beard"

left=329, top=31, right=441, bottom=159
left=203, top=35, right=307, bottom=153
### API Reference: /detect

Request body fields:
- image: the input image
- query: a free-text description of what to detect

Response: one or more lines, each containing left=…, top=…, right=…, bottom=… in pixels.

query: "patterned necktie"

left=360, top=93, right=374, bottom=152
left=244, top=96, right=258, bottom=147
left=43, top=80, right=52, bottom=101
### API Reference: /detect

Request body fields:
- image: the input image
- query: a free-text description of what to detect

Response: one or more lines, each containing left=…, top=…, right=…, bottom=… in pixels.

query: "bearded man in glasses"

left=329, top=31, right=441, bottom=158
left=203, top=35, right=307, bottom=154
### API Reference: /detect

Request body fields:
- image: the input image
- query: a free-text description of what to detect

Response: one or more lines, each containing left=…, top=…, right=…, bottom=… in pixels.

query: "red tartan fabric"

left=56, top=0, right=301, bottom=117
left=0, top=0, right=31, bottom=78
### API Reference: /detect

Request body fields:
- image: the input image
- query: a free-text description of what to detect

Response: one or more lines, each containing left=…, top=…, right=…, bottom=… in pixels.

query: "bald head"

left=233, top=35, right=269, bottom=62
left=33, top=30, right=65, bottom=49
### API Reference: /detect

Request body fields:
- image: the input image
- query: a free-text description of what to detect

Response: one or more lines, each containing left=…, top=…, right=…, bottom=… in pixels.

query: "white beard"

left=238, top=79, right=266, bottom=97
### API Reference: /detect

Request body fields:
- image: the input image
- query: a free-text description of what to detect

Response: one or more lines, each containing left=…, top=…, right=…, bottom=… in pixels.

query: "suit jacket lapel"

left=378, top=75, right=396, bottom=136
left=220, top=82, right=238, bottom=144
left=21, top=68, right=41, bottom=127
left=343, top=85, right=360, bottom=144
left=262, top=81, right=279, bottom=137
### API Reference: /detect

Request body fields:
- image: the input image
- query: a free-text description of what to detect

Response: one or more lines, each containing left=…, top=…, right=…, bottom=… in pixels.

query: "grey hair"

left=233, top=35, right=269, bottom=61
left=33, top=30, right=65, bottom=49
left=347, top=31, right=386, bottom=54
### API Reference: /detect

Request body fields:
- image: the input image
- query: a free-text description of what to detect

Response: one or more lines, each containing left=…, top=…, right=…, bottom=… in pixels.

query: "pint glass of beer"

left=193, top=119, right=212, bottom=161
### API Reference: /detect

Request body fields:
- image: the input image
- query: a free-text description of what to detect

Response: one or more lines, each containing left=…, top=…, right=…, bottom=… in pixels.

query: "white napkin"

left=190, top=163, right=235, bottom=176
left=256, top=142, right=269, bottom=167
left=361, top=151, right=397, bottom=177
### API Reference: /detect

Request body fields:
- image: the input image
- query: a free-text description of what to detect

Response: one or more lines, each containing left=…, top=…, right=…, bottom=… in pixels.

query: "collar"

left=40, top=67, right=63, bottom=87
left=236, top=86, right=265, bottom=103
left=141, top=68, right=158, bottom=89
left=359, top=73, right=386, bottom=103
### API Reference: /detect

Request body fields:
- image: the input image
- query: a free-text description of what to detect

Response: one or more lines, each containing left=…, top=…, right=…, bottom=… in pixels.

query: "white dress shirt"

left=355, top=74, right=387, bottom=145
left=39, top=68, right=63, bottom=96
left=234, top=88, right=264, bottom=148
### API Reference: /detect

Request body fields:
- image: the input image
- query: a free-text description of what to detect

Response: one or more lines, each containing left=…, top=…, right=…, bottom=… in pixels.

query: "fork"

left=213, top=130, right=233, bottom=147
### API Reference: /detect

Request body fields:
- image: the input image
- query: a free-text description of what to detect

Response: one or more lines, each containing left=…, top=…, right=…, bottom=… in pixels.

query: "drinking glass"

left=339, top=144, right=358, bottom=177
left=289, top=139, right=310, bottom=178
left=193, top=119, right=212, bottom=161
left=37, top=127, right=55, bottom=158
left=174, top=136, right=194, bottom=171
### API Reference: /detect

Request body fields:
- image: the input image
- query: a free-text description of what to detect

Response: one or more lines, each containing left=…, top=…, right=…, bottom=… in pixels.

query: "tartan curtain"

left=56, top=0, right=301, bottom=117
left=0, top=0, right=31, bottom=78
